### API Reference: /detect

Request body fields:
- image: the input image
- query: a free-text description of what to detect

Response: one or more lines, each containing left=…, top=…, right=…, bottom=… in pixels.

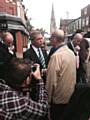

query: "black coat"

left=23, top=45, right=48, bottom=69
left=23, top=45, right=48, bottom=101
left=0, top=42, right=14, bottom=79
left=67, top=41, right=77, bottom=55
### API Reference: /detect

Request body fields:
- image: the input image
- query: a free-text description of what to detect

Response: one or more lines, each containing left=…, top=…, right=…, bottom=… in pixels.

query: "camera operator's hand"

left=41, top=68, right=47, bottom=74
left=32, top=64, right=42, bottom=80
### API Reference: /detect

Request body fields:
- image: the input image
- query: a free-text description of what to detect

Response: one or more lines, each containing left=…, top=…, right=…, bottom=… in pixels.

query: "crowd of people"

left=0, top=28, right=90, bottom=120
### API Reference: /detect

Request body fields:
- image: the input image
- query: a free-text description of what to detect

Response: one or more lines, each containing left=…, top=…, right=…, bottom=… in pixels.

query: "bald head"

left=50, top=29, right=65, bottom=47
left=50, top=29, right=65, bottom=42
left=2, top=32, right=13, bottom=46
left=53, top=29, right=64, bottom=37
left=74, top=33, right=83, bottom=40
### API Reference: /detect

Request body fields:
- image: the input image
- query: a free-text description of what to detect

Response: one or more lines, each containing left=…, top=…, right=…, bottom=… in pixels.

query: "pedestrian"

left=0, top=58, right=48, bottom=119
left=23, top=30, right=48, bottom=84
left=0, top=32, right=15, bottom=79
left=46, top=29, right=76, bottom=120
left=75, top=29, right=90, bottom=84
left=67, top=33, right=84, bottom=83
left=70, top=29, right=90, bottom=83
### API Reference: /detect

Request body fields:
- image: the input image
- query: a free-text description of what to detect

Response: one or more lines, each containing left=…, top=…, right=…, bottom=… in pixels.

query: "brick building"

left=0, top=0, right=29, bottom=58
left=0, top=0, right=17, bottom=15
left=60, top=4, right=90, bottom=35
left=81, top=4, right=90, bottom=31
left=60, top=19, right=74, bottom=34
left=67, top=17, right=81, bottom=34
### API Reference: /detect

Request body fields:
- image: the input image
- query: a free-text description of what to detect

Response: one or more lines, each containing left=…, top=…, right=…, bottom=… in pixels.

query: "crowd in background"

left=0, top=28, right=90, bottom=120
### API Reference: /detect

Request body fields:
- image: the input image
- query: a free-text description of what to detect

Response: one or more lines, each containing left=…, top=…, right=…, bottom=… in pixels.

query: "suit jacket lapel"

left=30, top=45, right=48, bottom=68
left=30, top=45, right=40, bottom=63
left=41, top=48, right=48, bottom=65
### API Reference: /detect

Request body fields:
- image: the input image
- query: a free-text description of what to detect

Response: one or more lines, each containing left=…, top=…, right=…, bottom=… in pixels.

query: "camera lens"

left=31, top=66, right=36, bottom=72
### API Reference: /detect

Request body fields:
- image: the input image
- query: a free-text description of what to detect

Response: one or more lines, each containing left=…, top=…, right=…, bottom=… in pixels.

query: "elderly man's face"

left=75, top=37, right=82, bottom=45
left=5, top=34, right=13, bottom=47
left=73, top=33, right=83, bottom=46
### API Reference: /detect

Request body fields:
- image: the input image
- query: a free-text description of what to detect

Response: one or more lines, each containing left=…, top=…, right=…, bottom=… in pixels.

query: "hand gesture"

left=32, top=64, right=42, bottom=80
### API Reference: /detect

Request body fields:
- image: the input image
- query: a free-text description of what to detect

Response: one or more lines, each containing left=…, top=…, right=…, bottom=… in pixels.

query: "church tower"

left=50, top=3, right=57, bottom=34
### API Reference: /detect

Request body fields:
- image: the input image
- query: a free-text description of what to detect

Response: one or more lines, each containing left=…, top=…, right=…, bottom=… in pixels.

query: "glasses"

left=49, top=34, right=56, bottom=40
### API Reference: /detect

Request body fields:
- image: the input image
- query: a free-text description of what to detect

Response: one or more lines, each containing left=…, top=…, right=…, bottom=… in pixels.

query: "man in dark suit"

left=0, top=32, right=15, bottom=79
left=23, top=30, right=48, bottom=102
left=23, top=30, right=48, bottom=73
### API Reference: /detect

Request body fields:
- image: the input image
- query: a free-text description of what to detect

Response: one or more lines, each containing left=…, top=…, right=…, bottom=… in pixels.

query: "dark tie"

left=38, top=48, right=46, bottom=68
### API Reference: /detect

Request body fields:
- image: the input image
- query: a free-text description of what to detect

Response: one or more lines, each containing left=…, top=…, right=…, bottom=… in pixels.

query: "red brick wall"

left=16, top=31, right=23, bottom=58
left=0, top=0, right=17, bottom=15
left=0, top=0, right=28, bottom=57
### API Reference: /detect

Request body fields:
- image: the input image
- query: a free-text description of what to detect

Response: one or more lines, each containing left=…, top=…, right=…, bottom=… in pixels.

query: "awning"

left=0, top=13, right=29, bottom=35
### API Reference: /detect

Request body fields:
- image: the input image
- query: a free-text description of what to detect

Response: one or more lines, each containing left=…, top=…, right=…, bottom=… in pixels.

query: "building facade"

left=67, top=17, right=81, bottom=34
left=0, top=0, right=29, bottom=58
left=0, top=0, right=17, bottom=15
left=60, top=19, right=74, bottom=34
left=81, top=4, right=90, bottom=31
left=60, top=4, right=90, bottom=35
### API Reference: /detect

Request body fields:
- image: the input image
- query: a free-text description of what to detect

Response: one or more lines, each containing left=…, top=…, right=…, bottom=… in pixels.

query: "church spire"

left=50, top=3, right=57, bottom=34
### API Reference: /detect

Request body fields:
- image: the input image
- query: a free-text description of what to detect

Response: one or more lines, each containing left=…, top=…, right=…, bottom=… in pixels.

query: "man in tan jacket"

left=46, top=29, right=76, bottom=120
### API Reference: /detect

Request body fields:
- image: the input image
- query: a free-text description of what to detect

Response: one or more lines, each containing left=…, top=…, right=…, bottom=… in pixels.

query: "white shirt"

left=31, top=45, right=45, bottom=59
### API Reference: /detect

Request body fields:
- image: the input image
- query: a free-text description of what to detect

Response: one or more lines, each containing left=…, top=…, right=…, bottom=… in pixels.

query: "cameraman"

left=0, top=58, right=48, bottom=120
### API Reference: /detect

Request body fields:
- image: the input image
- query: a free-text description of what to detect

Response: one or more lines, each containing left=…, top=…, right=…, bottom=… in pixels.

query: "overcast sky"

left=23, top=0, right=90, bottom=33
